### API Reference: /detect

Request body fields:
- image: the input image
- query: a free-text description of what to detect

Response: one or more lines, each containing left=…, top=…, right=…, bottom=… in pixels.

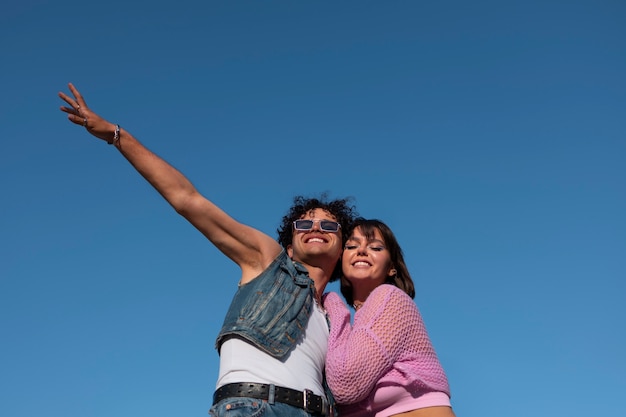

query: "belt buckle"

left=302, top=389, right=318, bottom=415
left=321, top=394, right=331, bottom=417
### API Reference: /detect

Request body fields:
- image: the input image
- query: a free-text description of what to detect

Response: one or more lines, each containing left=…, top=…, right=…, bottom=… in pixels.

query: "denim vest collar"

left=215, top=250, right=315, bottom=359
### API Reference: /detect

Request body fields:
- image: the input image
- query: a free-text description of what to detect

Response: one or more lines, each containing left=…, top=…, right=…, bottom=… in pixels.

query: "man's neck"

left=293, top=260, right=331, bottom=301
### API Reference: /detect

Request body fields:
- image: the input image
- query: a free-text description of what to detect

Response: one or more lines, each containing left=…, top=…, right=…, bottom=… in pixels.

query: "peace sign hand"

left=59, top=83, right=118, bottom=144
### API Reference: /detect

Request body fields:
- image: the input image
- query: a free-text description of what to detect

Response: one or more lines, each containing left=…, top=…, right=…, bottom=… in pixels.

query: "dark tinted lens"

left=320, top=221, right=340, bottom=232
left=294, top=220, right=314, bottom=230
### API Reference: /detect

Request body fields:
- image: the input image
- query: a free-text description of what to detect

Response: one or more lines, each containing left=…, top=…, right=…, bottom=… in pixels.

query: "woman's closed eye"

left=344, top=243, right=386, bottom=251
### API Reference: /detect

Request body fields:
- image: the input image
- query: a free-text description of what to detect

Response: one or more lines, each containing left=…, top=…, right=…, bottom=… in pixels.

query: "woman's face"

left=342, top=226, right=395, bottom=292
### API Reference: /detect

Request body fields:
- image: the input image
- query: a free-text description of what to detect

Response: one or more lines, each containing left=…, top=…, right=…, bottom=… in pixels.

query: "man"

left=59, top=83, right=357, bottom=417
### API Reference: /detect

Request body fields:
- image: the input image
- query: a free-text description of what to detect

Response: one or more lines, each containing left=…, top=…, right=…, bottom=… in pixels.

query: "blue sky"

left=1, top=1, right=624, bottom=416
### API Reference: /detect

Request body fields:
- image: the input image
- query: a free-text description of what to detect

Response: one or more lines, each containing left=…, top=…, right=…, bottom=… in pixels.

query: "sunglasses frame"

left=293, top=219, right=342, bottom=232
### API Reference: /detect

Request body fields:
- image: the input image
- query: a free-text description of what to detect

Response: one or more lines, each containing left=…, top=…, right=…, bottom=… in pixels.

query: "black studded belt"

left=213, top=382, right=330, bottom=416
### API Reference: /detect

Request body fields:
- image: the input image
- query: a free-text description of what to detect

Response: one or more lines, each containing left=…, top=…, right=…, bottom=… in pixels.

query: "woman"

left=324, top=219, right=455, bottom=417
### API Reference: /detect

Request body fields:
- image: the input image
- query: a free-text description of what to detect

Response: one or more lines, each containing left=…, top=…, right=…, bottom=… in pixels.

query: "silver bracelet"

left=108, top=124, right=121, bottom=145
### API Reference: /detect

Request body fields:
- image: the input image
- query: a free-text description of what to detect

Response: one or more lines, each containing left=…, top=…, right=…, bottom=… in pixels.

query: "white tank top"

left=216, top=302, right=329, bottom=397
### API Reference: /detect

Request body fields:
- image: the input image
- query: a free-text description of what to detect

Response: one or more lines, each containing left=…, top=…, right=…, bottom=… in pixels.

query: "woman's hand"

left=58, top=83, right=117, bottom=143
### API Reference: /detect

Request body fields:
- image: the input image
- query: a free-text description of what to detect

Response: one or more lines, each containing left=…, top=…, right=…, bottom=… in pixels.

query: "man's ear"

left=287, top=245, right=293, bottom=258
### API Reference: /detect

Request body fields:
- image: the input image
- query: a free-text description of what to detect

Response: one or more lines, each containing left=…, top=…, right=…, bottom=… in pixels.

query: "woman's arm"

left=325, top=286, right=418, bottom=403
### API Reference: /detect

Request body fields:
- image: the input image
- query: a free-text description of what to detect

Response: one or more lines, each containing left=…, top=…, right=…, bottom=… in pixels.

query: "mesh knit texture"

left=324, top=284, right=450, bottom=405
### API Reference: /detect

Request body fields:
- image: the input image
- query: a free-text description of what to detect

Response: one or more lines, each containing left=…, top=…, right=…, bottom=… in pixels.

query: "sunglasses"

left=293, top=219, right=341, bottom=232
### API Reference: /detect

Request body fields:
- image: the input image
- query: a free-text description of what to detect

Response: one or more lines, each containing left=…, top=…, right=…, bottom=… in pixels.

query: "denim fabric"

left=209, top=397, right=312, bottom=417
left=215, top=250, right=315, bottom=360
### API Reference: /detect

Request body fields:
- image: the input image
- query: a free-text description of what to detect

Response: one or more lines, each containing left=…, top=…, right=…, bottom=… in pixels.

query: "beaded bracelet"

left=108, top=124, right=121, bottom=145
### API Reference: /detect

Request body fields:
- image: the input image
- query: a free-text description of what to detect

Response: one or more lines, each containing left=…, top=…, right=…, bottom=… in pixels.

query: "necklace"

left=313, top=288, right=323, bottom=306
left=353, top=301, right=364, bottom=311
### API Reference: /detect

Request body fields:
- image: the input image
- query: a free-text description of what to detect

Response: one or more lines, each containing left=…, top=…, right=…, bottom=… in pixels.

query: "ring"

left=82, top=117, right=88, bottom=127
left=76, top=105, right=81, bottom=112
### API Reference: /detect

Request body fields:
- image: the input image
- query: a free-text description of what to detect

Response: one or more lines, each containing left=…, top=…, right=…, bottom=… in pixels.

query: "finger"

left=68, top=83, right=87, bottom=108
left=58, top=91, right=78, bottom=108
left=60, top=101, right=85, bottom=117
left=59, top=91, right=89, bottom=120
left=60, top=105, right=75, bottom=114
left=68, top=113, right=88, bottom=127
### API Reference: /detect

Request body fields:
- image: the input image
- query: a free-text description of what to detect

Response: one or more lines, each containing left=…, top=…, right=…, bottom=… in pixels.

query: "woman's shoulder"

left=361, top=285, right=422, bottom=333
left=323, top=291, right=344, bottom=305
left=371, top=283, right=413, bottom=300
left=368, top=284, right=416, bottom=311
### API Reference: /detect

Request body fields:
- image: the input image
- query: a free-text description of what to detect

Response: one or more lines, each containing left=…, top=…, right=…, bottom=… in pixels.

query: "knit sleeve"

left=324, top=286, right=421, bottom=404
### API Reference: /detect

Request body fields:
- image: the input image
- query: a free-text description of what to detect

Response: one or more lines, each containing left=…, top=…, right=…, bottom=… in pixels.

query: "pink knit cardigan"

left=324, top=284, right=450, bottom=408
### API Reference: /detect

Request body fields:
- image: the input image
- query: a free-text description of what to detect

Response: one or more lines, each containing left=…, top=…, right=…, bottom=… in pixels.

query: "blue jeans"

left=209, top=397, right=312, bottom=417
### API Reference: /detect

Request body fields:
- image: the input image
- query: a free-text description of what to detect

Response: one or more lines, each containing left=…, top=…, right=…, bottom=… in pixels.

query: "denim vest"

left=215, top=250, right=315, bottom=360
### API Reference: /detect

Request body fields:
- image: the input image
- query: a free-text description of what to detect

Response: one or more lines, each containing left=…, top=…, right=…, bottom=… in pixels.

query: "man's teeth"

left=308, top=238, right=324, bottom=243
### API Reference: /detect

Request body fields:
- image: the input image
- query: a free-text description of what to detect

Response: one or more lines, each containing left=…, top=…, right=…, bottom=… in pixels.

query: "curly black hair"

left=277, top=193, right=358, bottom=282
